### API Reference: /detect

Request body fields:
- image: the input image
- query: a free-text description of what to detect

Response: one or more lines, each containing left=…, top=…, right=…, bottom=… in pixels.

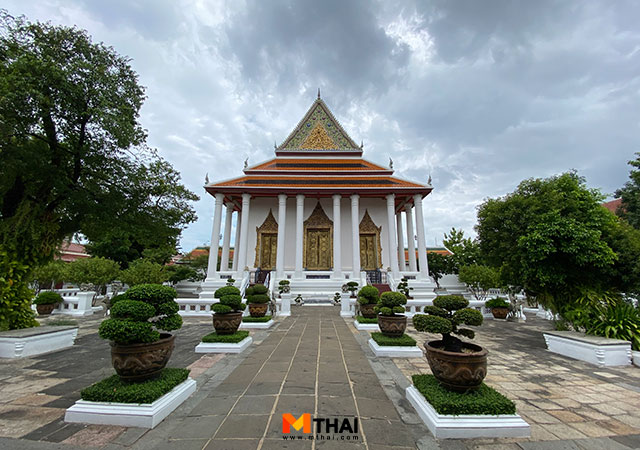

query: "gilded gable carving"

left=300, top=124, right=337, bottom=149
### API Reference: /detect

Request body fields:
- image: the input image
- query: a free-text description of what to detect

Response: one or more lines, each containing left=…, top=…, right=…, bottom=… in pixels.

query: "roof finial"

left=274, top=140, right=277, bottom=149
left=428, top=173, right=432, bottom=185
left=244, top=158, right=249, bottom=169
left=317, top=88, right=321, bottom=99
left=389, top=157, right=394, bottom=169
left=205, top=172, right=209, bottom=184
left=360, top=140, right=364, bottom=149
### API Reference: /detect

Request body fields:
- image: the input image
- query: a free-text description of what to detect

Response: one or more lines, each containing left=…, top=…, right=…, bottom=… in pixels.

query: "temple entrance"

left=254, top=210, right=278, bottom=270
left=360, top=234, right=378, bottom=270
left=303, top=202, right=333, bottom=270
left=359, top=210, right=382, bottom=271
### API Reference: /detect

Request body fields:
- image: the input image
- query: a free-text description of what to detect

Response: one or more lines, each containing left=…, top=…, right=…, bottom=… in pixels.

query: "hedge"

left=201, top=330, right=249, bottom=343
left=371, top=332, right=417, bottom=347
left=81, top=368, right=190, bottom=404
left=355, top=315, right=378, bottom=324
left=242, top=315, right=272, bottom=323
left=412, top=374, right=516, bottom=416
left=33, top=291, right=63, bottom=305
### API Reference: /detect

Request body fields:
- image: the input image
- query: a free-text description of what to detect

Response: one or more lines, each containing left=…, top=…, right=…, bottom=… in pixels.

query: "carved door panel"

left=360, top=234, right=378, bottom=270
left=306, top=229, right=331, bottom=270
left=259, top=233, right=277, bottom=270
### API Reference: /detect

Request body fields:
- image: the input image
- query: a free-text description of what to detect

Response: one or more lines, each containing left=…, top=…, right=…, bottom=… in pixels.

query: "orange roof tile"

left=211, top=175, right=425, bottom=189
left=249, top=158, right=389, bottom=172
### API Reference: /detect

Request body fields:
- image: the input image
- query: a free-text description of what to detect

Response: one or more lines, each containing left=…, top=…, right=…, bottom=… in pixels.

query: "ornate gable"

left=278, top=98, right=360, bottom=151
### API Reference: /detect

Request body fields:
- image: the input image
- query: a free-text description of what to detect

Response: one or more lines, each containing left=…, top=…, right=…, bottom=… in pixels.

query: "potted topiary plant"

left=485, top=297, right=510, bottom=319
left=245, top=284, right=270, bottom=317
left=278, top=279, right=290, bottom=296
left=357, top=285, right=380, bottom=319
left=98, top=284, right=182, bottom=382
left=396, top=277, right=413, bottom=299
left=33, top=291, right=63, bottom=315
left=226, top=278, right=236, bottom=286
left=375, top=291, right=408, bottom=337
left=212, top=285, right=245, bottom=334
left=346, top=281, right=359, bottom=298
left=412, top=295, right=485, bottom=392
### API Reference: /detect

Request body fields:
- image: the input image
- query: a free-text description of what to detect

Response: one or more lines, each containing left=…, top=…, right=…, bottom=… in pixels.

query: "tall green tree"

left=442, top=228, right=480, bottom=273
left=615, top=152, right=640, bottom=229
left=0, top=13, right=196, bottom=329
left=476, top=172, right=618, bottom=315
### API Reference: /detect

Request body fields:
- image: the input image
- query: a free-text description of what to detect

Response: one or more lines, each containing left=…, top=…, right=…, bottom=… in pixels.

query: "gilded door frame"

left=359, top=210, right=382, bottom=269
left=253, top=209, right=278, bottom=269
left=303, top=202, right=333, bottom=270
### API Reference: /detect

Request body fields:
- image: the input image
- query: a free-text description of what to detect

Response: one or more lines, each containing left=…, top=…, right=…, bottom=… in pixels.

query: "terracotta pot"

left=359, top=303, right=377, bottom=319
left=110, top=333, right=175, bottom=382
left=248, top=303, right=268, bottom=317
left=378, top=315, right=407, bottom=337
left=36, top=304, right=57, bottom=315
left=424, top=340, right=488, bottom=392
left=212, top=311, right=243, bottom=335
left=491, top=307, right=509, bottom=320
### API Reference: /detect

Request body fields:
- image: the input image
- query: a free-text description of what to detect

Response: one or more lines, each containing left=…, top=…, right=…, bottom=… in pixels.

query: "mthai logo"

left=282, top=413, right=311, bottom=433
left=282, top=413, right=359, bottom=440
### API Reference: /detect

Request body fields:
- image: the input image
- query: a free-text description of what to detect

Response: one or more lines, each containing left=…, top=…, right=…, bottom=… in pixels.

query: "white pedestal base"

left=406, top=385, right=530, bottom=439
left=240, top=320, right=274, bottom=329
left=543, top=332, right=631, bottom=367
left=0, top=326, right=78, bottom=358
left=65, top=378, right=196, bottom=429
left=633, top=351, right=640, bottom=367
left=354, top=321, right=379, bottom=331
left=195, top=336, right=253, bottom=353
left=368, top=339, right=423, bottom=358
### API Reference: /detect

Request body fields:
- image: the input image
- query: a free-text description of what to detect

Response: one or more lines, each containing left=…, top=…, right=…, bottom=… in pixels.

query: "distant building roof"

left=58, top=241, right=89, bottom=262
left=602, top=198, right=622, bottom=214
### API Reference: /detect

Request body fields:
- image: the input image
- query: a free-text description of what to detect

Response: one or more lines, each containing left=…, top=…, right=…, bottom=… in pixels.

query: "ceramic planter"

left=36, top=304, right=57, bottom=315
left=378, top=315, right=407, bottom=337
left=212, top=312, right=243, bottom=335
left=491, top=307, right=509, bottom=320
left=424, top=340, right=488, bottom=392
left=359, top=303, right=377, bottom=319
left=110, top=333, right=175, bottom=382
left=248, top=303, right=268, bottom=317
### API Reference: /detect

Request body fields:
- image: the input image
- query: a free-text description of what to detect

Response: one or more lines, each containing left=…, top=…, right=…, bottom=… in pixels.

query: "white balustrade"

left=43, top=289, right=102, bottom=316
left=177, top=298, right=218, bottom=317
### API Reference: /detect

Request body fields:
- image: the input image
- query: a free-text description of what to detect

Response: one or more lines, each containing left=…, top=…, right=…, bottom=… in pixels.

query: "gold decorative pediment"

left=304, top=202, right=333, bottom=229
left=301, top=124, right=337, bottom=149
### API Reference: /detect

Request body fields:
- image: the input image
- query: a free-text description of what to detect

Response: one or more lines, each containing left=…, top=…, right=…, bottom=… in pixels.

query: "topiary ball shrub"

left=375, top=291, right=407, bottom=316
left=413, top=295, right=483, bottom=352
left=247, top=294, right=270, bottom=304
left=98, top=284, right=182, bottom=345
left=109, top=293, right=129, bottom=307
left=33, top=291, right=63, bottom=305
left=485, top=297, right=509, bottom=309
left=212, top=293, right=246, bottom=314
left=357, top=285, right=380, bottom=305
left=214, top=286, right=241, bottom=299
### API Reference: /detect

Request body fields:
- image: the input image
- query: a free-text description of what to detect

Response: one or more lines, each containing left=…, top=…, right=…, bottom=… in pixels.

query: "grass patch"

left=355, top=315, right=378, bottom=324
left=412, top=374, right=516, bottom=416
left=80, top=368, right=189, bottom=404
left=43, top=319, right=78, bottom=326
left=202, top=330, right=249, bottom=343
left=243, top=315, right=272, bottom=323
left=371, top=332, right=416, bottom=346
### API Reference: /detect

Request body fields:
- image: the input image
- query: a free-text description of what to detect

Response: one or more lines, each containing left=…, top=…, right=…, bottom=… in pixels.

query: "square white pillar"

left=350, top=194, right=360, bottom=279
left=332, top=194, right=342, bottom=279
left=294, top=194, right=304, bottom=279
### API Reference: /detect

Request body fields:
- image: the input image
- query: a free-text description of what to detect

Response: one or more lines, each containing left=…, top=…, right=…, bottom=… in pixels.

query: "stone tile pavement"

left=0, top=308, right=639, bottom=450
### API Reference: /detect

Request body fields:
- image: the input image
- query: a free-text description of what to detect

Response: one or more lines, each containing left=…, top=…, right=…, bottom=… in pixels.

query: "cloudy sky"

left=5, top=0, right=640, bottom=252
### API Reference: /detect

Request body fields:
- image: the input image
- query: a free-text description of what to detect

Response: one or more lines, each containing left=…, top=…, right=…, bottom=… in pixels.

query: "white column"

left=236, top=193, right=251, bottom=276
left=206, top=193, right=224, bottom=280
left=405, top=204, right=417, bottom=272
left=276, top=194, right=287, bottom=278
left=350, top=195, right=360, bottom=279
left=396, top=211, right=405, bottom=272
left=232, top=210, right=241, bottom=271
left=386, top=194, right=399, bottom=278
left=413, top=193, right=429, bottom=280
left=220, top=203, right=233, bottom=271
left=332, top=194, right=342, bottom=279
left=294, top=194, right=304, bottom=278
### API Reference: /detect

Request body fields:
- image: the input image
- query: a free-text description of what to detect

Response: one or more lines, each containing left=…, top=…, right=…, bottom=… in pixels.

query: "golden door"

left=306, top=229, right=331, bottom=270
left=360, top=234, right=378, bottom=270
left=259, top=233, right=277, bottom=270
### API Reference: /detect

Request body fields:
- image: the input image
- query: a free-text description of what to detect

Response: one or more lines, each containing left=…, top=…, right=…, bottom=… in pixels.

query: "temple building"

left=201, top=95, right=436, bottom=300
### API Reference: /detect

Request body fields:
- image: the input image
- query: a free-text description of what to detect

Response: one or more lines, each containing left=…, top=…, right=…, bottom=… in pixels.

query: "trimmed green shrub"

left=247, top=284, right=268, bottom=295
left=412, top=374, right=516, bottom=415
left=81, top=368, right=189, bottom=403
left=355, top=315, right=378, bottom=324
left=375, top=291, right=407, bottom=316
left=485, top=297, right=509, bottom=309
left=346, top=281, right=359, bottom=295
left=357, top=285, right=379, bottom=305
left=212, top=293, right=245, bottom=314
left=33, top=291, right=63, bottom=305
left=109, top=293, right=128, bottom=307
left=98, top=283, right=182, bottom=344
left=243, top=315, right=272, bottom=323
left=397, top=277, right=413, bottom=297
left=202, top=330, right=249, bottom=343
left=413, top=295, right=483, bottom=352
left=214, top=286, right=240, bottom=298
left=371, top=332, right=417, bottom=347
left=247, top=294, right=270, bottom=304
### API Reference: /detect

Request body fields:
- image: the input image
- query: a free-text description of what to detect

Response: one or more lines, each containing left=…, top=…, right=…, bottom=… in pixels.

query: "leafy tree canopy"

left=476, top=171, right=620, bottom=314
left=442, top=228, right=480, bottom=273
left=615, top=152, right=640, bottom=229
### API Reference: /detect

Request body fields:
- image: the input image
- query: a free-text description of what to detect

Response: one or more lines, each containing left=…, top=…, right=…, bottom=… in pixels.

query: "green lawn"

left=371, top=332, right=416, bottom=346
